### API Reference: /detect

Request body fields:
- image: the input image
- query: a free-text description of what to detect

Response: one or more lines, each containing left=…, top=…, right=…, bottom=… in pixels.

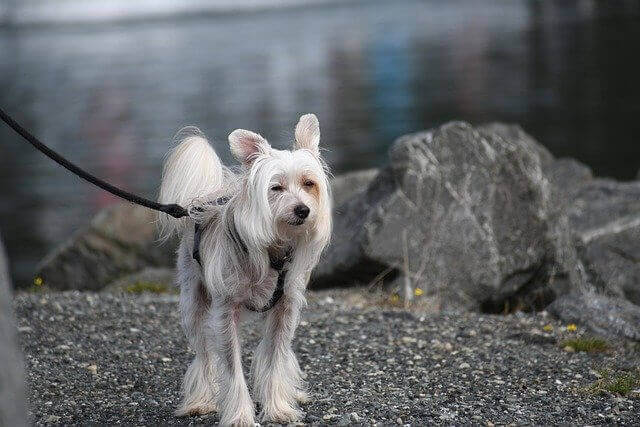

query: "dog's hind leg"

left=175, top=264, right=218, bottom=417
left=252, top=292, right=307, bottom=423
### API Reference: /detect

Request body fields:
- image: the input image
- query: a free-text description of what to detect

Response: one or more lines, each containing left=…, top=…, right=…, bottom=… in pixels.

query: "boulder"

left=313, top=122, right=581, bottom=312
left=0, top=234, right=27, bottom=426
left=530, top=159, right=640, bottom=340
left=565, top=179, right=640, bottom=239
left=35, top=203, right=175, bottom=291
left=481, top=123, right=594, bottom=205
left=331, top=168, right=379, bottom=208
left=548, top=292, right=640, bottom=341
left=565, top=180, right=640, bottom=305
left=483, top=135, right=640, bottom=339
left=542, top=158, right=594, bottom=205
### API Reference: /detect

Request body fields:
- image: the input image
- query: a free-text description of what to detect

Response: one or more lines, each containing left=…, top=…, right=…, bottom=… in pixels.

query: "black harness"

left=192, top=197, right=291, bottom=313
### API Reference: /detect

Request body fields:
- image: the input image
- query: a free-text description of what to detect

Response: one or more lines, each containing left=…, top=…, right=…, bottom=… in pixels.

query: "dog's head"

left=229, top=114, right=331, bottom=246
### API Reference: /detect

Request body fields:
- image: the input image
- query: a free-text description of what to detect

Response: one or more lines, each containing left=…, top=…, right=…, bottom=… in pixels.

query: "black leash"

left=0, top=108, right=189, bottom=219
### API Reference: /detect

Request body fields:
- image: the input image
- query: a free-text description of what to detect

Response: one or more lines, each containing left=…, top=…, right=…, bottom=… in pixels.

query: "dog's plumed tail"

left=158, top=127, right=224, bottom=240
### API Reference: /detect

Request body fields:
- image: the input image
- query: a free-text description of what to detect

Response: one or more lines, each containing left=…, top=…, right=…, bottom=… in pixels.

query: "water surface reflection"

left=1, top=0, right=639, bottom=283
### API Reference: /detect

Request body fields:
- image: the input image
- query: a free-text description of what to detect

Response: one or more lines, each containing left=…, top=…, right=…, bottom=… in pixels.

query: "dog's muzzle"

left=290, top=204, right=309, bottom=225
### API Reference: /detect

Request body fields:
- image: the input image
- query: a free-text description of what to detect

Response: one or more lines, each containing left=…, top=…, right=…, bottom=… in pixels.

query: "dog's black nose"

left=294, top=204, right=310, bottom=219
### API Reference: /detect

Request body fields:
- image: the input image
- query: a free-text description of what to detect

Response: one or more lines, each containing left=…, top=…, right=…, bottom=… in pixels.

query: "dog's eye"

left=303, top=180, right=315, bottom=188
left=270, top=185, right=284, bottom=192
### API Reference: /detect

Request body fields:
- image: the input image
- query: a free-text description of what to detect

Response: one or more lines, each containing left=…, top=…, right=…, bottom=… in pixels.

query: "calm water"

left=1, top=0, right=639, bottom=284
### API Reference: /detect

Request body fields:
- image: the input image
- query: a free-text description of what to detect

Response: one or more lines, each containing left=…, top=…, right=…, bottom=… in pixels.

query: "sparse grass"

left=124, top=281, right=172, bottom=294
left=27, top=284, right=49, bottom=293
left=560, top=337, right=610, bottom=353
left=27, top=276, right=49, bottom=293
left=586, top=368, right=640, bottom=397
left=372, top=291, right=439, bottom=312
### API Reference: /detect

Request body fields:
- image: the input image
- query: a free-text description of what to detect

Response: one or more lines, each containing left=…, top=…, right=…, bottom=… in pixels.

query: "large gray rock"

left=484, top=133, right=640, bottom=339
left=0, top=234, right=27, bottom=426
left=331, top=168, right=379, bottom=208
left=566, top=179, right=640, bottom=239
left=482, top=123, right=595, bottom=205
left=313, top=122, right=581, bottom=311
left=564, top=180, right=640, bottom=305
left=543, top=158, right=594, bottom=205
left=548, top=292, right=640, bottom=341
left=527, top=163, right=640, bottom=340
left=35, top=203, right=174, bottom=291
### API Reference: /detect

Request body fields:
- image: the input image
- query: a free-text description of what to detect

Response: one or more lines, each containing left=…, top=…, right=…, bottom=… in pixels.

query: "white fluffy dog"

left=158, top=114, right=331, bottom=425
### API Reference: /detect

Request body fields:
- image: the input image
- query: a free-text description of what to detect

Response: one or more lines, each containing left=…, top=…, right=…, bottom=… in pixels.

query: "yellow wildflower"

left=414, top=287, right=424, bottom=296
left=566, top=324, right=578, bottom=332
left=390, top=293, right=400, bottom=303
left=33, top=276, right=43, bottom=287
left=542, top=324, right=553, bottom=332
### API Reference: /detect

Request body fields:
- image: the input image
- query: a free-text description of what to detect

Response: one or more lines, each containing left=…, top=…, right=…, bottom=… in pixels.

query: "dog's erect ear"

left=294, top=114, right=320, bottom=156
left=229, top=129, right=270, bottom=165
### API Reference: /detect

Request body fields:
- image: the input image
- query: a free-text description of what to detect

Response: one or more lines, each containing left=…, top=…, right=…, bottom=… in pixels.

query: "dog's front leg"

left=209, top=301, right=255, bottom=426
left=252, top=291, right=307, bottom=423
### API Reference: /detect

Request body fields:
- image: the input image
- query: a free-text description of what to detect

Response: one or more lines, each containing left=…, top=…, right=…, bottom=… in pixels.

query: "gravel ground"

left=14, top=289, right=640, bottom=425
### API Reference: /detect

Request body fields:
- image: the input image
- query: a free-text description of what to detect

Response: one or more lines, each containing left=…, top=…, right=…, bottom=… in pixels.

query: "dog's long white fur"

left=159, top=115, right=331, bottom=425
left=158, top=126, right=228, bottom=240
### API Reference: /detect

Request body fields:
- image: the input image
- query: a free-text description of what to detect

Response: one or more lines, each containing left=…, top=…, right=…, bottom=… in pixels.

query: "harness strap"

left=192, top=198, right=291, bottom=313
left=247, top=270, right=287, bottom=313
left=192, top=222, right=204, bottom=266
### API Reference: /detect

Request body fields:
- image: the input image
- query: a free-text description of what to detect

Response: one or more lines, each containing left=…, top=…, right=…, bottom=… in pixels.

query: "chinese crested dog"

left=158, top=114, right=331, bottom=425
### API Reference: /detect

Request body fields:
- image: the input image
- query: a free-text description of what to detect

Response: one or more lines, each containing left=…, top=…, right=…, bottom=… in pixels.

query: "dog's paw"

left=295, top=389, right=311, bottom=404
left=174, top=402, right=216, bottom=417
left=220, top=411, right=256, bottom=427
left=260, top=402, right=303, bottom=424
